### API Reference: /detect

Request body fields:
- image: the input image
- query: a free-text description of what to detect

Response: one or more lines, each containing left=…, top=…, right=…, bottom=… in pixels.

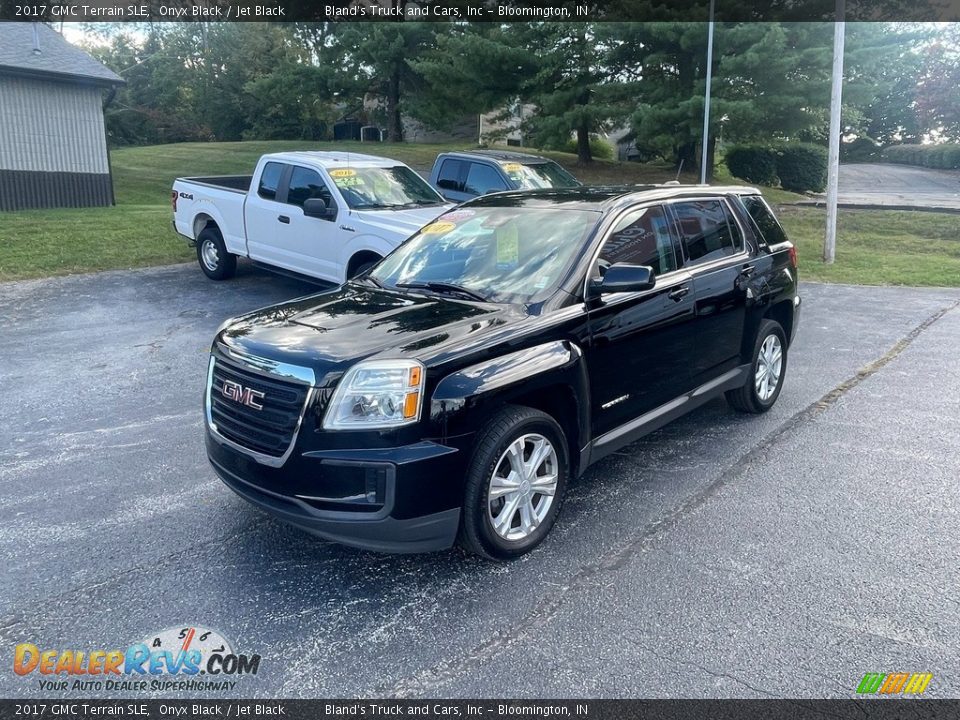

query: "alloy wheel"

left=755, top=334, right=783, bottom=401
left=487, top=433, right=559, bottom=542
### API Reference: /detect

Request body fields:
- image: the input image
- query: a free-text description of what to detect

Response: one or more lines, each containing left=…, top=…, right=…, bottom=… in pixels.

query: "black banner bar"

left=1, top=700, right=959, bottom=720
left=1, top=0, right=960, bottom=22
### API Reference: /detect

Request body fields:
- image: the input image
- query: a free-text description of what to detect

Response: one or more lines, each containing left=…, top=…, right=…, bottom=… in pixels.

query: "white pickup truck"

left=172, top=151, right=452, bottom=283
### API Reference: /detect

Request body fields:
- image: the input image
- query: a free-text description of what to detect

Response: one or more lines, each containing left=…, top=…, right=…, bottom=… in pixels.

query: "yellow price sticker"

left=329, top=168, right=357, bottom=178
left=501, top=163, right=524, bottom=172
left=421, top=221, right=457, bottom=235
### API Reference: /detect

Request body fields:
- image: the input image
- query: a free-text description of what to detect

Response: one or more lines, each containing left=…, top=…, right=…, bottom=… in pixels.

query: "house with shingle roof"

left=0, top=23, right=124, bottom=211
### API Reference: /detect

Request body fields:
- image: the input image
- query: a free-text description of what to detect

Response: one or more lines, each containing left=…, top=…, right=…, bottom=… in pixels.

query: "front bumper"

left=207, top=431, right=466, bottom=553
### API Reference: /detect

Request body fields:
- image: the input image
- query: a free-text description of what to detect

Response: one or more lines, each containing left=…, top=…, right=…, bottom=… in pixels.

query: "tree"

left=327, top=17, right=442, bottom=141
left=407, top=24, right=533, bottom=133
left=914, top=24, right=960, bottom=142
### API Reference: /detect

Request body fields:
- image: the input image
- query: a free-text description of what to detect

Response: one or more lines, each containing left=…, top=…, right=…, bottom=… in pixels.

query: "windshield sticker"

left=329, top=168, right=357, bottom=178
left=443, top=209, right=476, bottom=223
left=501, top=163, right=524, bottom=172
left=333, top=176, right=364, bottom=188
left=496, top=224, right=520, bottom=269
left=422, top=221, right=457, bottom=235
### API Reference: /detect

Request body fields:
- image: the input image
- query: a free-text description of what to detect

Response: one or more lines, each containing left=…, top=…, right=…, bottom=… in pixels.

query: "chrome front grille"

left=206, top=352, right=312, bottom=465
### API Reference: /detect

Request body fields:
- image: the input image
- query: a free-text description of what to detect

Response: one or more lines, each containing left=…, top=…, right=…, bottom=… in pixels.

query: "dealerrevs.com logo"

left=13, top=625, right=261, bottom=693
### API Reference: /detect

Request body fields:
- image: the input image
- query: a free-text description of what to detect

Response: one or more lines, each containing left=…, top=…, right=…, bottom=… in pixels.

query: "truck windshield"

left=369, top=206, right=600, bottom=304
left=330, top=166, right=445, bottom=209
left=501, top=161, right=581, bottom=190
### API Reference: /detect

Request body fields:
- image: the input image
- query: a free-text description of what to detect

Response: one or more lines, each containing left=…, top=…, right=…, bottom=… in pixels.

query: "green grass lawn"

left=776, top=206, right=960, bottom=287
left=0, top=139, right=956, bottom=286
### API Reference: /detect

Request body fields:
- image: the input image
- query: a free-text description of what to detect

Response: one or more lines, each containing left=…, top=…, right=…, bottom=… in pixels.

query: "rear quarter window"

left=436, top=159, right=464, bottom=192
left=258, top=162, right=284, bottom=201
left=741, top=195, right=788, bottom=246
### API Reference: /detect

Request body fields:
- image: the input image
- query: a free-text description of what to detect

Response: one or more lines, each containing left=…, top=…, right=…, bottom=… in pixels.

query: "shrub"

left=725, top=144, right=779, bottom=185
left=775, top=143, right=828, bottom=193
left=881, top=143, right=960, bottom=170
left=841, top=137, right=881, bottom=162
left=560, top=137, right=615, bottom=160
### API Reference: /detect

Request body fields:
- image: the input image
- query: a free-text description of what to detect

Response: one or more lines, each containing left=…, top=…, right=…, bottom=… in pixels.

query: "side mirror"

left=303, top=197, right=336, bottom=221
left=596, top=263, right=656, bottom=295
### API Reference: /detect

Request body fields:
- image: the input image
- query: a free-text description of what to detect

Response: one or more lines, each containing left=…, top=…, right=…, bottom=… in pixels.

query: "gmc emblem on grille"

left=222, top=380, right=265, bottom=410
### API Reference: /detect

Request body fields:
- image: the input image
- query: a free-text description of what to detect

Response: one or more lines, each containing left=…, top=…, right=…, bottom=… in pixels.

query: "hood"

left=217, top=283, right=516, bottom=385
left=350, top=204, right=453, bottom=239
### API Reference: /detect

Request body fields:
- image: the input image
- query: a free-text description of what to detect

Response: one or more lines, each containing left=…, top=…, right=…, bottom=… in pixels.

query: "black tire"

left=196, top=227, right=237, bottom=281
left=458, top=405, right=569, bottom=560
left=726, top=318, right=788, bottom=414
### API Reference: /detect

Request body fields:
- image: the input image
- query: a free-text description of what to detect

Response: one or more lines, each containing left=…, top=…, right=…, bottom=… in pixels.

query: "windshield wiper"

left=395, top=281, right=488, bottom=302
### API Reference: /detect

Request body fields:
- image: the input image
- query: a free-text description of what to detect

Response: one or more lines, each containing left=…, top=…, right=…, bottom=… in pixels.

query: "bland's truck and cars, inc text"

left=199, top=185, right=800, bottom=559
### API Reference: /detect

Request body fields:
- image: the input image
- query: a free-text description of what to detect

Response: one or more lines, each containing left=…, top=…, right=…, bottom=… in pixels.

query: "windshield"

left=501, top=161, right=581, bottom=190
left=370, top=206, right=600, bottom=304
left=330, top=165, right=445, bottom=210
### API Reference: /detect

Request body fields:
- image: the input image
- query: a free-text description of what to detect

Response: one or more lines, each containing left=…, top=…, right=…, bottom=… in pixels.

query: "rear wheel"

left=197, top=227, right=236, bottom=281
left=726, top=318, right=787, bottom=413
left=458, top=406, right=568, bottom=560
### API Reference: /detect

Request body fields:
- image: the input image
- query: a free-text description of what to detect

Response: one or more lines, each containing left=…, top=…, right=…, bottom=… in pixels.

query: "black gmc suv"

left=205, top=186, right=800, bottom=559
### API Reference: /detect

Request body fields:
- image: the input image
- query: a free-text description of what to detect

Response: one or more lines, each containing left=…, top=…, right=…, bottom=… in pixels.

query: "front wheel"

left=726, top=318, right=787, bottom=414
left=458, top=406, right=569, bottom=560
left=196, top=227, right=237, bottom=281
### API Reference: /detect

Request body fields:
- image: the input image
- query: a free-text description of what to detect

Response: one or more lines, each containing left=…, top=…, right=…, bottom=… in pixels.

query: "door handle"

left=667, top=286, right=690, bottom=302
left=741, top=264, right=755, bottom=275
left=278, top=215, right=290, bottom=224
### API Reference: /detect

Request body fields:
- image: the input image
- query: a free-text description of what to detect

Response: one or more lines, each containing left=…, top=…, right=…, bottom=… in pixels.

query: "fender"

left=189, top=202, right=245, bottom=256
left=430, top=340, right=591, bottom=473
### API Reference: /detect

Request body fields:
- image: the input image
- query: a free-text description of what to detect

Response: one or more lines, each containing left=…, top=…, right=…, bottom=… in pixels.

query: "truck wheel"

left=726, top=319, right=787, bottom=414
left=197, top=227, right=236, bottom=281
left=458, top=406, right=569, bottom=560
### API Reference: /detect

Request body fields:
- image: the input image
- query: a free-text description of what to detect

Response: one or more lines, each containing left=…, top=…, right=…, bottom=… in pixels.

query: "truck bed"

left=179, top=176, right=252, bottom=193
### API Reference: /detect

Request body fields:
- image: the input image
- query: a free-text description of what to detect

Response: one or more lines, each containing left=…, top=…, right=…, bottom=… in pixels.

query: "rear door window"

left=436, top=159, right=464, bottom=192
left=672, top=199, right=742, bottom=266
left=257, top=162, right=285, bottom=201
left=599, top=205, right=678, bottom=276
left=464, top=163, right=509, bottom=195
left=740, top=195, right=788, bottom=245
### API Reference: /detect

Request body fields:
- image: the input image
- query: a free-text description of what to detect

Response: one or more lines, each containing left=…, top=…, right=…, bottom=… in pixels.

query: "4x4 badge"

left=222, top=380, right=265, bottom=410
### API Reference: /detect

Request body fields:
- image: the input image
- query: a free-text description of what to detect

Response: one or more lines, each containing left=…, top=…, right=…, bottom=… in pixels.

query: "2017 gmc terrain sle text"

left=204, top=186, right=800, bottom=559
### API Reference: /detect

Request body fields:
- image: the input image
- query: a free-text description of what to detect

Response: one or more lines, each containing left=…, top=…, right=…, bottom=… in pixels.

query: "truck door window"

left=599, top=205, right=677, bottom=276
left=258, top=162, right=284, bottom=201
left=436, top=160, right=464, bottom=192
left=464, top=163, right=509, bottom=195
left=672, top=200, right=739, bottom=266
left=740, top=195, right=788, bottom=246
left=287, top=167, right=331, bottom=208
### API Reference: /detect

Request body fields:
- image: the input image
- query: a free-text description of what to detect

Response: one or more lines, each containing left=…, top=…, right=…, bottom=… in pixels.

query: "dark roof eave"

left=0, top=64, right=124, bottom=87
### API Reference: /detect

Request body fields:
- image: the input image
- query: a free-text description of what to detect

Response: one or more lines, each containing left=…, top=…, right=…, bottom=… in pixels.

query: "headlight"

left=323, top=359, right=425, bottom=430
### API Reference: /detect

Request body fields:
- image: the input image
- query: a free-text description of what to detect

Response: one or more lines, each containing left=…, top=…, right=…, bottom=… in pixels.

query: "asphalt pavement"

left=1, top=260, right=958, bottom=699
left=800, top=163, right=960, bottom=212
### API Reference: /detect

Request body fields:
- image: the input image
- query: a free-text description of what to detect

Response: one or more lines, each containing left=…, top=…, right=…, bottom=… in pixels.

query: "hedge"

left=725, top=141, right=828, bottom=193
left=882, top=144, right=960, bottom=170
left=776, top=143, right=828, bottom=193
left=725, top=144, right=779, bottom=185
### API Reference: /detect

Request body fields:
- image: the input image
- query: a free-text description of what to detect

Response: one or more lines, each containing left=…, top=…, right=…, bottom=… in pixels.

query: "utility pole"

left=700, top=0, right=716, bottom=185
left=824, top=0, right=846, bottom=264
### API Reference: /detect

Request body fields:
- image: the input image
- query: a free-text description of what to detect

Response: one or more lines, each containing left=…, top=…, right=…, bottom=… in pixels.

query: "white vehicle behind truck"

left=172, top=151, right=452, bottom=283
